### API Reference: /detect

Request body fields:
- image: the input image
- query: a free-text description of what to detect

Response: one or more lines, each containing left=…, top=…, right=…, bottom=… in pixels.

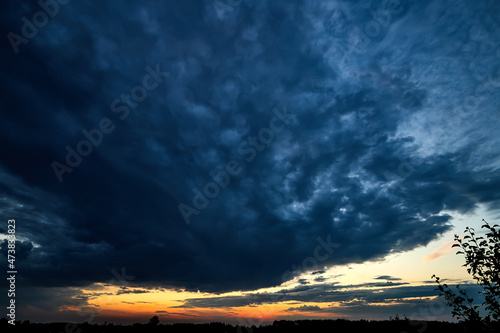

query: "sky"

left=1, top=0, right=500, bottom=326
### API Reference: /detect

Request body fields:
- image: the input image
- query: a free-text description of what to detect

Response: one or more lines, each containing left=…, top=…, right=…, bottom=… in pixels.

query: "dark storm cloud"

left=1, top=0, right=500, bottom=310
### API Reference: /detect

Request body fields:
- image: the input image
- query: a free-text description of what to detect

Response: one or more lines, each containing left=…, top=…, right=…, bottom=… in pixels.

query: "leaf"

left=451, top=244, right=461, bottom=248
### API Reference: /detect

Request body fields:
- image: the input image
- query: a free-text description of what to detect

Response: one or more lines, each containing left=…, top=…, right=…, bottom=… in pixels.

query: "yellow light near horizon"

left=55, top=207, right=494, bottom=324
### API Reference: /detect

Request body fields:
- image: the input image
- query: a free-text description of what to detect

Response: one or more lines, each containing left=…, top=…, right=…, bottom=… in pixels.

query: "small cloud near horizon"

left=374, top=275, right=402, bottom=281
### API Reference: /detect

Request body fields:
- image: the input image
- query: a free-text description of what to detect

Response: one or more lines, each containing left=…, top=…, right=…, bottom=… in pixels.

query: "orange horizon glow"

left=42, top=211, right=489, bottom=325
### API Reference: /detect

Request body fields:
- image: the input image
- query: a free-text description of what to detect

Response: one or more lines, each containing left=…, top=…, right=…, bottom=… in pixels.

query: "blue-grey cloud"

left=286, top=305, right=321, bottom=312
left=175, top=281, right=414, bottom=308
left=375, top=275, right=402, bottom=281
left=116, top=288, right=151, bottom=295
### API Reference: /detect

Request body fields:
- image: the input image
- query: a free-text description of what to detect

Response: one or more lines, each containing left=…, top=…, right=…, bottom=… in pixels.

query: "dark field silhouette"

left=2, top=318, right=499, bottom=333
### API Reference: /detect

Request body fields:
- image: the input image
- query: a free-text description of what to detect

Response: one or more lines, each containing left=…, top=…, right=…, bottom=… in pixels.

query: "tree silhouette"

left=149, top=315, right=160, bottom=325
left=433, top=219, right=499, bottom=331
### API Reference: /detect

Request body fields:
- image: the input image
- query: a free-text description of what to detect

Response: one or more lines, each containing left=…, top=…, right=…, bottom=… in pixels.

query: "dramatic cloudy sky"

left=1, top=0, right=500, bottom=325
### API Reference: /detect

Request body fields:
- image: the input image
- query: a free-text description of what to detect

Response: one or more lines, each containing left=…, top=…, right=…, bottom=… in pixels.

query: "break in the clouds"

left=1, top=0, right=500, bottom=311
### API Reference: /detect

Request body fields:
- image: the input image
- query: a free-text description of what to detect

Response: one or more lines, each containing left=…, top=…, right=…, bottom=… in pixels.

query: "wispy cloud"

left=422, top=240, right=455, bottom=263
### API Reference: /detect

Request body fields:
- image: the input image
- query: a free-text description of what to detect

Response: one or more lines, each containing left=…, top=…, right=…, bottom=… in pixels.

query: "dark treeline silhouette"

left=2, top=317, right=499, bottom=333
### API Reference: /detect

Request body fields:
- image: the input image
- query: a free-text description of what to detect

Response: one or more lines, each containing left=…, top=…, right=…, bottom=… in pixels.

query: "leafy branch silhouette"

left=433, top=219, right=499, bottom=332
